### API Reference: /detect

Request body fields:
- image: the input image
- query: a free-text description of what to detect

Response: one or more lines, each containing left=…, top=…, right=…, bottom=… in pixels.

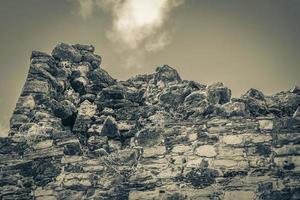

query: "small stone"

left=195, top=145, right=217, bottom=157
left=100, top=116, right=120, bottom=138
left=135, top=128, right=162, bottom=147
left=63, top=140, right=82, bottom=155
left=51, top=100, right=77, bottom=120
left=87, top=136, right=108, bottom=151
left=108, top=140, right=122, bottom=152
left=16, top=95, right=35, bottom=109
left=94, top=148, right=109, bottom=156
left=73, top=100, right=97, bottom=132
left=143, top=146, right=166, bottom=158
left=224, top=191, right=256, bottom=200
left=259, top=119, right=273, bottom=131
left=222, top=135, right=244, bottom=145
left=80, top=93, right=96, bottom=103
left=222, top=101, right=247, bottom=117
left=293, top=107, right=300, bottom=118
left=98, top=85, right=125, bottom=100
left=73, top=44, right=95, bottom=52
left=33, top=140, right=53, bottom=150
left=172, top=144, right=192, bottom=154
left=71, top=77, right=88, bottom=94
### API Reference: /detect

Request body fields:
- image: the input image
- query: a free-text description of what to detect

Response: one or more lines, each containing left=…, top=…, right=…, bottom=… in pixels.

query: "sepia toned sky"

left=0, top=0, right=300, bottom=135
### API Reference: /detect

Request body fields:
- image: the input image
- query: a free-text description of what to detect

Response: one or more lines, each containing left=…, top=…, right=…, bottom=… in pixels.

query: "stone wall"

left=1, top=43, right=300, bottom=199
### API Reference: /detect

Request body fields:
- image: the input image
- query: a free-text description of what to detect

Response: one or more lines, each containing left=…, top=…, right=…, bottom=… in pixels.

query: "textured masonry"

left=1, top=43, right=300, bottom=199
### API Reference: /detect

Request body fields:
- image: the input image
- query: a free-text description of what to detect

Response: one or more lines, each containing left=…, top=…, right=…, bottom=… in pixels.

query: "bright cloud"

left=77, top=0, right=184, bottom=67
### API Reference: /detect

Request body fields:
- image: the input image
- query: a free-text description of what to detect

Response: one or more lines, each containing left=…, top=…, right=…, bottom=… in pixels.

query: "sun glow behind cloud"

left=78, top=0, right=184, bottom=68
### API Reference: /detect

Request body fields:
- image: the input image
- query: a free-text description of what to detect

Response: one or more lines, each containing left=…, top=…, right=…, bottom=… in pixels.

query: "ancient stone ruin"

left=1, top=43, right=300, bottom=199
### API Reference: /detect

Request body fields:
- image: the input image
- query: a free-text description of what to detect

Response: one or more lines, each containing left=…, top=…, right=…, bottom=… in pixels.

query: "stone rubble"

left=1, top=43, right=300, bottom=199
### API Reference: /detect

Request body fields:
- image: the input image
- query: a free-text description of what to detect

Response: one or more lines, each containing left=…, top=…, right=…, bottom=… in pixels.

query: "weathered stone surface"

left=100, top=116, right=120, bottom=138
left=222, top=101, right=247, bottom=116
left=52, top=43, right=82, bottom=62
left=51, top=99, right=77, bottom=120
left=195, top=145, right=217, bottom=157
left=73, top=100, right=96, bottom=132
left=207, top=82, right=231, bottom=105
left=3, top=43, right=300, bottom=199
left=71, top=77, right=88, bottom=94
left=22, top=80, right=49, bottom=94
left=294, top=107, right=300, bottom=118
left=154, top=64, right=181, bottom=83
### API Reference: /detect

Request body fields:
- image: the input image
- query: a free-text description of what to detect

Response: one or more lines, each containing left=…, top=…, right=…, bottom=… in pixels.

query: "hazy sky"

left=0, top=0, right=300, bottom=135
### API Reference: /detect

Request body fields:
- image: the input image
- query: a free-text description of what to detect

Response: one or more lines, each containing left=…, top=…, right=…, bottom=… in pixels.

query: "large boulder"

left=82, top=52, right=101, bottom=69
left=154, top=65, right=181, bottom=83
left=184, top=90, right=206, bottom=107
left=159, top=82, right=197, bottom=107
left=266, top=92, right=300, bottom=117
left=30, top=51, right=57, bottom=73
left=87, top=68, right=116, bottom=92
left=239, top=88, right=269, bottom=117
left=52, top=43, right=82, bottom=63
left=207, top=82, right=231, bottom=105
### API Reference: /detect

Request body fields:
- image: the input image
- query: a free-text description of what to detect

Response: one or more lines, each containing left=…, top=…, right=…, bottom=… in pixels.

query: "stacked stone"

left=1, top=43, right=300, bottom=199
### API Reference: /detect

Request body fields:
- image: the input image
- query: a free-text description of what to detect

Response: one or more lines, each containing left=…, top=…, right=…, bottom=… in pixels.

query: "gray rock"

left=135, top=127, right=162, bottom=147
left=63, top=140, right=82, bottom=155
left=82, top=52, right=101, bottom=69
left=73, top=44, right=95, bottom=52
left=154, top=65, right=181, bottom=83
left=87, top=68, right=116, bottom=92
left=100, top=116, right=120, bottom=138
left=22, top=80, right=49, bottom=95
left=73, top=100, right=96, bottom=132
left=222, top=101, right=247, bottom=117
left=71, top=77, right=88, bottom=94
left=30, top=51, right=57, bottom=70
left=290, top=86, right=300, bottom=95
left=207, top=82, right=231, bottom=105
left=51, top=99, right=77, bottom=120
left=266, top=92, right=300, bottom=117
left=293, top=107, right=300, bottom=118
left=52, top=43, right=82, bottom=62
left=98, top=85, right=125, bottom=100
left=80, top=93, right=96, bottom=103
left=159, top=84, right=193, bottom=107
left=245, top=88, right=265, bottom=101
left=239, top=89, right=269, bottom=117
left=184, top=90, right=206, bottom=107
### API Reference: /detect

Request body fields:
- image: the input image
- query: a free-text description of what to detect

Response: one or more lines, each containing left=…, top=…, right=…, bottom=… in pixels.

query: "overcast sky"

left=1, top=0, right=300, bottom=135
